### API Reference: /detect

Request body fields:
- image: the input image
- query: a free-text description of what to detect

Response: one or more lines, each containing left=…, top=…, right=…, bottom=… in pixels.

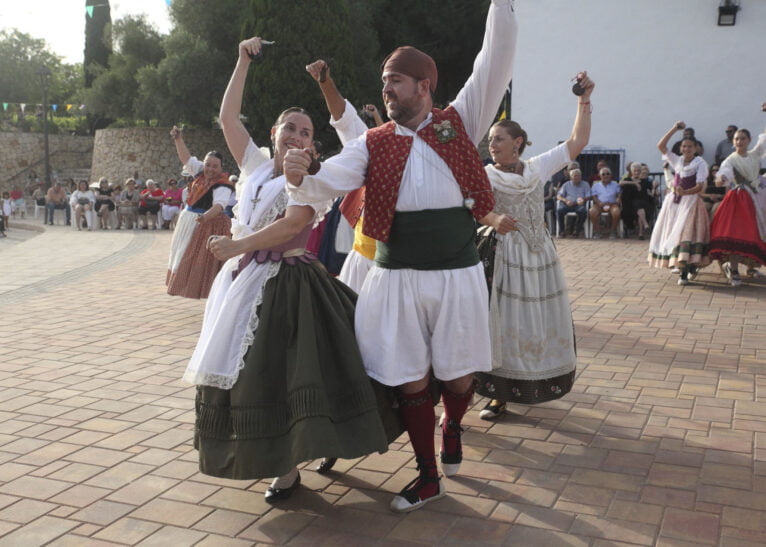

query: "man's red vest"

left=362, top=105, right=494, bottom=242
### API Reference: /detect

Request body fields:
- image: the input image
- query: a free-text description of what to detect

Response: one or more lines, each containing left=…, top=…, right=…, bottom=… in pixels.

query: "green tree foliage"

left=136, top=30, right=227, bottom=126
left=134, top=0, right=249, bottom=128
left=371, top=0, right=492, bottom=107
left=84, top=0, right=112, bottom=88
left=0, top=30, right=78, bottom=104
left=242, top=0, right=359, bottom=149
left=84, top=15, right=165, bottom=125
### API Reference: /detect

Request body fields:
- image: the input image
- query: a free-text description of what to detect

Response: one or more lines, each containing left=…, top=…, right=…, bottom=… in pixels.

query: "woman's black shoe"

left=316, top=457, right=338, bottom=474
left=264, top=472, right=301, bottom=504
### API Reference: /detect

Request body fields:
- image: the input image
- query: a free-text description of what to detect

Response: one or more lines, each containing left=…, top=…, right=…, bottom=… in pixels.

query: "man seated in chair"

left=589, top=167, right=621, bottom=238
left=556, top=168, right=590, bottom=237
left=46, top=180, right=71, bottom=225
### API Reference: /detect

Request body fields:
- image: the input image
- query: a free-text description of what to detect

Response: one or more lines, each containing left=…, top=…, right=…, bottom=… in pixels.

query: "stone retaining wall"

left=89, top=127, right=238, bottom=186
left=1, top=132, right=94, bottom=192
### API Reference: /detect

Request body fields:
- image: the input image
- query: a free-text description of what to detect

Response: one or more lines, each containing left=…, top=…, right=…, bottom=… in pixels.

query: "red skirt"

left=709, top=189, right=766, bottom=266
left=166, top=215, right=231, bottom=299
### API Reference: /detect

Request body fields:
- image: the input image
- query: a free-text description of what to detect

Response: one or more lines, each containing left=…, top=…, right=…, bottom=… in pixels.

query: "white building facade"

left=511, top=0, right=766, bottom=174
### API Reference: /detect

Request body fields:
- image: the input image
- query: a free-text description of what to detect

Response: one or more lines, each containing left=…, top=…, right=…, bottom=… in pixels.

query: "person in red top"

left=161, top=178, right=184, bottom=229
left=138, top=179, right=164, bottom=229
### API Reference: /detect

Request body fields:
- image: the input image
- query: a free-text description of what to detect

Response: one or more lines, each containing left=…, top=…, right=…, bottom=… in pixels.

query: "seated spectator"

left=117, top=178, right=140, bottom=229
left=1, top=192, right=10, bottom=230
left=590, top=167, right=622, bottom=238
left=161, top=178, right=183, bottom=229
left=588, top=160, right=610, bottom=184
left=700, top=163, right=726, bottom=220
left=543, top=178, right=557, bottom=216
left=619, top=163, right=654, bottom=240
left=138, top=179, right=163, bottom=229
left=671, top=126, right=704, bottom=157
left=714, top=125, right=737, bottom=165
left=65, top=179, right=77, bottom=196
left=32, top=182, right=46, bottom=212
left=556, top=168, right=590, bottom=237
left=45, top=180, right=71, bottom=226
left=94, top=177, right=115, bottom=229
left=70, top=180, right=96, bottom=230
left=9, top=186, right=26, bottom=218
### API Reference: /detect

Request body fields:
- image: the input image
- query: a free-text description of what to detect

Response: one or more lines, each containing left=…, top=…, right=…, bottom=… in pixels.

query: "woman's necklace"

left=496, top=160, right=523, bottom=175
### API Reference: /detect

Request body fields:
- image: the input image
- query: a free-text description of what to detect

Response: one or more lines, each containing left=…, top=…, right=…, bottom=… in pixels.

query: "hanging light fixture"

left=718, top=0, right=740, bottom=26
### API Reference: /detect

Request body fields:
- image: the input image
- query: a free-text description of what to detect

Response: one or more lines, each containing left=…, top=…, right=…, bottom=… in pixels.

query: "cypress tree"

left=84, top=0, right=112, bottom=88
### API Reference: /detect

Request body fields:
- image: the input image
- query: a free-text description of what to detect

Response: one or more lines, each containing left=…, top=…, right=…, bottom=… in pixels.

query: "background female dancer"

left=650, top=121, right=711, bottom=285
left=166, top=130, right=234, bottom=299
left=710, top=121, right=766, bottom=286
left=474, top=72, right=593, bottom=420
left=183, top=37, right=389, bottom=503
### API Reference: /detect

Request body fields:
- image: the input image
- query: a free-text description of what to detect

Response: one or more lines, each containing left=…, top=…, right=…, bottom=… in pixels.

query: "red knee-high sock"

left=398, top=387, right=438, bottom=482
left=441, top=385, right=473, bottom=456
left=442, top=385, right=473, bottom=425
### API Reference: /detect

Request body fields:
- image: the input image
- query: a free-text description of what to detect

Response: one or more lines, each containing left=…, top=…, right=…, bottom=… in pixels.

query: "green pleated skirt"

left=194, top=260, right=394, bottom=479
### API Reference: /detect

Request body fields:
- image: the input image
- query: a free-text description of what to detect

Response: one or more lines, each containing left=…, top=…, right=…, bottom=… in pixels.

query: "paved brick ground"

left=0, top=220, right=764, bottom=546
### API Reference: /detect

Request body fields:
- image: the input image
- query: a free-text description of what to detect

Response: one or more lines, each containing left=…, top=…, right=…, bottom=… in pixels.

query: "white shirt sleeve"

left=238, top=139, right=271, bottom=181
left=450, top=0, right=518, bottom=144
left=717, top=157, right=734, bottom=187
left=693, top=157, right=709, bottom=183
left=287, top=135, right=370, bottom=205
left=528, top=143, right=571, bottom=186
left=330, top=100, right=370, bottom=146
left=752, top=131, right=766, bottom=159
left=212, top=186, right=233, bottom=207
left=184, top=156, right=204, bottom=177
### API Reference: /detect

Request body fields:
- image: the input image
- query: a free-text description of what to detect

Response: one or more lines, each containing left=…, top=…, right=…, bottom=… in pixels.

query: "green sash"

left=375, top=207, right=479, bottom=270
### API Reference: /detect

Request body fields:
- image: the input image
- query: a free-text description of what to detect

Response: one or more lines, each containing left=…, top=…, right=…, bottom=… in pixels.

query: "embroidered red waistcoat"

left=362, top=105, right=494, bottom=242
left=339, top=187, right=365, bottom=228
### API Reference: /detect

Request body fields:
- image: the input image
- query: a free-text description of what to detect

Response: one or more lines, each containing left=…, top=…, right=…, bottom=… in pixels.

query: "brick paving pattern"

left=0, top=221, right=764, bottom=545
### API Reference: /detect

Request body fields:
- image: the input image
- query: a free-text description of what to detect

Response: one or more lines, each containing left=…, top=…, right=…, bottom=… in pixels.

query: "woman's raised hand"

left=674, top=120, right=686, bottom=131
left=239, top=37, right=263, bottom=62
left=575, top=71, right=595, bottom=99
left=305, top=60, right=330, bottom=83
left=170, top=125, right=182, bottom=140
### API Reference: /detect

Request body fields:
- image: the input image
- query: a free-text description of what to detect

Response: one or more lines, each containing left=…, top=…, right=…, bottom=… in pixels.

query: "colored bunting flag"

left=2, top=103, right=7, bottom=111
left=20, top=103, right=26, bottom=113
left=66, top=104, right=73, bottom=112
left=52, top=104, right=58, bottom=112
left=86, top=5, right=94, bottom=17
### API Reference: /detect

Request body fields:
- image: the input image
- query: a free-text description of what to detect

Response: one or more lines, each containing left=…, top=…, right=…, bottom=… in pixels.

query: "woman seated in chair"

left=138, top=179, right=163, bottom=229
left=620, top=162, right=654, bottom=239
left=161, top=178, right=183, bottom=229
left=94, top=178, right=115, bottom=229
left=70, top=180, right=96, bottom=231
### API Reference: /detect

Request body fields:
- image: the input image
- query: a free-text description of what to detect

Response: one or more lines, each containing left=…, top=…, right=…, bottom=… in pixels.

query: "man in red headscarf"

left=286, top=0, right=518, bottom=512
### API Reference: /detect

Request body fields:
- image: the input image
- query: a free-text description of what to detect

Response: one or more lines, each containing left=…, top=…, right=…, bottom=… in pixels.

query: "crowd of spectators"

left=4, top=172, right=195, bottom=232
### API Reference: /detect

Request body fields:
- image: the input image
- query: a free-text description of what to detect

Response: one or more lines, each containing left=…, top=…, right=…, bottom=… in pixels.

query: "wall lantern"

left=718, top=0, right=740, bottom=26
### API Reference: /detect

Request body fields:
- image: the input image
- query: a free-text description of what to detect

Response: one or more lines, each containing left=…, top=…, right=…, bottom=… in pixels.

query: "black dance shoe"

left=316, top=457, right=338, bottom=474
left=264, top=472, right=301, bottom=504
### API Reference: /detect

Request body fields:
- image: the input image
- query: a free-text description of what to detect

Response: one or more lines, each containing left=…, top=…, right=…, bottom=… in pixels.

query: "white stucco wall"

left=511, top=0, right=766, bottom=173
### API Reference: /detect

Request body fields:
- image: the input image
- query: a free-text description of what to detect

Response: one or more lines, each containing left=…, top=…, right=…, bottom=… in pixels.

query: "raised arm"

left=658, top=121, right=684, bottom=155
left=307, top=59, right=369, bottom=145
left=451, top=0, right=518, bottom=143
left=565, top=71, right=595, bottom=159
left=219, top=38, right=264, bottom=166
left=306, top=60, right=345, bottom=121
left=364, top=104, right=385, bottom=127
left=170, top=126, right=191, bottom=166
